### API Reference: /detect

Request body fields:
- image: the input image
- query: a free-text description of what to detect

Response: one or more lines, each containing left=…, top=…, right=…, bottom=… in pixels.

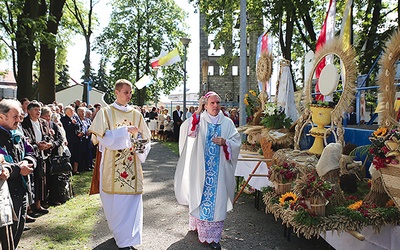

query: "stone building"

left=198, top=12, right=261, bottom=106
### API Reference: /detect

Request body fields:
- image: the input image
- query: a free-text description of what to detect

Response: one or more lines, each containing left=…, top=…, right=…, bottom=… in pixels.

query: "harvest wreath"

left=262, top=183, right=400, bottom=239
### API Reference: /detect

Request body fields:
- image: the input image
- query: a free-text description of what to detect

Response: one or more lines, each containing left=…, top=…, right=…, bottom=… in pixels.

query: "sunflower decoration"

left=386, top=199, right=395, bottom=207
left=279, top=192, right=298, bottom=206
left=348, top=200, right=363, bottom=210
left=244, top=89, right=260, bottom=122
left=373, top=127, right=388, bottom=137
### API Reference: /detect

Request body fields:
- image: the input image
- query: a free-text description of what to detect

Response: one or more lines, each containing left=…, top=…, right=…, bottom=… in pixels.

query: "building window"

left=208, top=66, right=214, bottom=76
left=219, top=66, right=225, bottom=76
left=232, top=66, right=238, bottom=76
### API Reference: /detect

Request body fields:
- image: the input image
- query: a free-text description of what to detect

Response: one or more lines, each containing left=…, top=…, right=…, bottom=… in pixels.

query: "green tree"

left=0, top=0, right=72, bottom=102
left=92, top=57, right=114, bottom=103
left=37, top=0, right=66, bottom=104
left=65, top=0, right=98, bottom=103
left=56, top=64, right=71, bottom=91
left=0, top=1, right=41, bottom=100
left=95, top=0, right=187, bottom=106
left=354, top=0, right=398, bottom=86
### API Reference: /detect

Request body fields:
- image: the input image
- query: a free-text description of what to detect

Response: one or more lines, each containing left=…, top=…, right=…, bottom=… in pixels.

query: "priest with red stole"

left=174, top=91, right=241, bottom=249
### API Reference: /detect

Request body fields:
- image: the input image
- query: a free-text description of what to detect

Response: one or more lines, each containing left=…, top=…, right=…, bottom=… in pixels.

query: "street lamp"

left=180, top=37, right=191, bottom=120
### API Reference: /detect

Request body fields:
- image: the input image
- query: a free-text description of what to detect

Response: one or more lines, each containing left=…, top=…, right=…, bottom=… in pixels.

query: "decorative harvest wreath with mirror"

left=294, top=36, right=357, bottom=150
left=375, top=29, right=400, bottom=211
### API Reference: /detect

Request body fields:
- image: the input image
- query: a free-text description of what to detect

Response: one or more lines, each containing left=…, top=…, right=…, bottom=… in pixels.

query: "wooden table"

left=234, top=153, right=272, bottom=204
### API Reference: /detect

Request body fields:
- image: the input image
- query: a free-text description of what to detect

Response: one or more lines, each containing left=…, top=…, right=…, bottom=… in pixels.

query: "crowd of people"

left=0, top=97, right=100, bottom=249
left=0, top=82, right=241, bottom=249
left=140, top=103, right=240, bottom=143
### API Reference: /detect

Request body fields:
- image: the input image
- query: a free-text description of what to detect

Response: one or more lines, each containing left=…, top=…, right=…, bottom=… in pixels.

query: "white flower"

left=263, top=103, right=277, bottom=116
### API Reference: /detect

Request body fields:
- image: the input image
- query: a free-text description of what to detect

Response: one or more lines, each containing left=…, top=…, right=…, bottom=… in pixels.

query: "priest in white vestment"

left=89, top=79, right=151, bottom=250
left=174, top=92, right=241, bottom=249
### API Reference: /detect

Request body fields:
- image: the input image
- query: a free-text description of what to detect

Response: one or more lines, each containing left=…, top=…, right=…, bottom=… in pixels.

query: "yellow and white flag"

left=340, top=0, right=353, bottom=51
left=151, top=48, right=181, bottom=69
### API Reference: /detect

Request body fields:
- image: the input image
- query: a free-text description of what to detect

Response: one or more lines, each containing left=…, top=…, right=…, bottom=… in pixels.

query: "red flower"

left=381, top=146, right=390, bottom=154
left=128, top=156, right=133, bottom=161
left=120, top=171, right=129, bottom=179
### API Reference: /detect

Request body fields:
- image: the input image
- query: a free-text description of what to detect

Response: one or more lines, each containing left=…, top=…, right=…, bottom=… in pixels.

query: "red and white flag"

left=315, top=0, right=336, bottom=101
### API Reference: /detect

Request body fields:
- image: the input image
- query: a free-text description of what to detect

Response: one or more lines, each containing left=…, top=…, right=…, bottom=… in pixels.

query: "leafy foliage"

left=334, top=206, right=368, bottom=222
left=260, top=103, right=293, bottom=129
left=243, top=89, right=259, bottom=120
left=95, top=0, right=188, bottom=106
left=293, top=210, right=321, bottom=226
left=56, top=64, right=71, bottom=92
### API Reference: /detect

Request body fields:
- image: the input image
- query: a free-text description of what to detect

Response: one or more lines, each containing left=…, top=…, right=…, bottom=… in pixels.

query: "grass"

left=19, top=142, right=178, bottom=249
left=161, top=141, right=179, bottom=155
left=19, top=172, right=101, bottom=249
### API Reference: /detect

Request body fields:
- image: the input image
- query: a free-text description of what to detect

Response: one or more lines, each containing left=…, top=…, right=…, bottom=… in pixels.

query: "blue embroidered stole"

left=199, top=123, right=221, bottom=221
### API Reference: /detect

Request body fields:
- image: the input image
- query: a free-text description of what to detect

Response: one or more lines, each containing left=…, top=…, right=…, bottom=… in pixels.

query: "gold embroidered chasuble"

left=89, top=105, right=151, bottom=194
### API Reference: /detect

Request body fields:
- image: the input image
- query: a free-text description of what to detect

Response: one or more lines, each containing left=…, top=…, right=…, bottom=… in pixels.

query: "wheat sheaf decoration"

left=377, top=29, right=400, bottom=128
left=257, top=51, right=273, bottom=84
left=201, top=60, right=209, bottom=84
left=304, top=36, right=357, bottom=125
left=295, top=36, right=357, bottom=149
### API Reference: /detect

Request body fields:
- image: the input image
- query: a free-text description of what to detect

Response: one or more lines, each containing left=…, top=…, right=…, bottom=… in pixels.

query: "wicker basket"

left=310, top=203, right=326, bottom=216
left=276, top=182, right=292, bottom=195
left=380, top=161, right=400, bottom=210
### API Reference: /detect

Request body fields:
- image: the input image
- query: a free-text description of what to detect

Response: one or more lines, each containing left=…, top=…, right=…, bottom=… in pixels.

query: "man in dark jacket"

left=0, top=99, right=36, bottom=248
left=172, top=105, right=183, bottom=142
left=60, top=106, right=83, bottom=174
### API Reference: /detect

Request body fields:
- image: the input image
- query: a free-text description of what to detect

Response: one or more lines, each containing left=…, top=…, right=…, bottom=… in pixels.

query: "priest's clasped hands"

left=212, top=137, right=227, bottom=146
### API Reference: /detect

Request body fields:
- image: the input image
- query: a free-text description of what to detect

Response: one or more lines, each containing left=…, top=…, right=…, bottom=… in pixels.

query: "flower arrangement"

left=279, top=192, right=298, bottom=207
left=294, top=171, right=334, bottom=204
left=262, top=177, right=400, bottom=239
left=368, top=127, right=400, bottom=170
left=260, top=102, right=293, bottom=129
left=244, top=89, right=259, bottom=121
left=267, top=161, right=298, bottom=184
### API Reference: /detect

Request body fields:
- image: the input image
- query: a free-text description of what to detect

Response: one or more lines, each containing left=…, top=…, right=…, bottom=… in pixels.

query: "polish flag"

left=151, top=48, right=181, bottom=69
left=315, top=0, right=336, bottom=101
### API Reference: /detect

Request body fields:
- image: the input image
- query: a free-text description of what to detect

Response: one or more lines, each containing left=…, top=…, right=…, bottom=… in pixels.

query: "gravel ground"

left=90, top=142, right=333, bottom=250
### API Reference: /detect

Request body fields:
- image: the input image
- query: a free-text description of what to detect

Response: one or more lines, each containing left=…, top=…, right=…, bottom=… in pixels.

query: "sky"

left=66, top=0, right=200, bottom=95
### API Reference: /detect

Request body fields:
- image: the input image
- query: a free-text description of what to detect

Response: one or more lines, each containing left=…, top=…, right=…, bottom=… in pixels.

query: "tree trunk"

left=16, top=0, right=39, bottom=100
left=82, top=35, right=91, bottom=103
left=38, top=0, right=66, bottom=104
left=279, top=10, right=296, bottom=91
left=361, top=0, right=382, bottom=78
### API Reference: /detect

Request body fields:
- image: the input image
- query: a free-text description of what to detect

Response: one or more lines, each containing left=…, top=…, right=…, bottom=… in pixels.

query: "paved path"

left=90, top=142, right=333, bottom=250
